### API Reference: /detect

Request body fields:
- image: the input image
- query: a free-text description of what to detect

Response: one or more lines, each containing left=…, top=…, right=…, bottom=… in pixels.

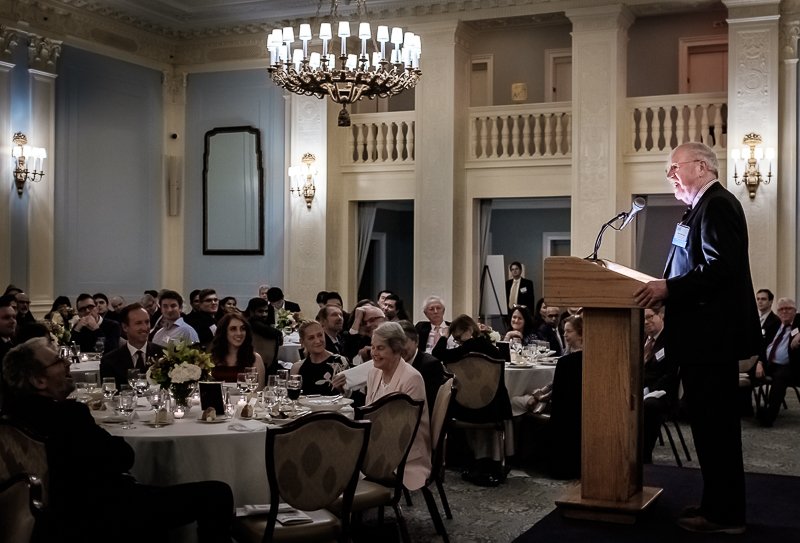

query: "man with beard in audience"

left=72, top=293, right=121, bottom=353
left=317, top=304, right=345, bottom=357
left=14, top=292, right=36, bottom=326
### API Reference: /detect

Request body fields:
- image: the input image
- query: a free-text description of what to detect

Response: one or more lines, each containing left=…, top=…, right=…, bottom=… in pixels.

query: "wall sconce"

left=730, top=133, right=774, bottom=199
left=11, top=132, right=47, bottom=196
left=288, top=152, right=317, bottom=209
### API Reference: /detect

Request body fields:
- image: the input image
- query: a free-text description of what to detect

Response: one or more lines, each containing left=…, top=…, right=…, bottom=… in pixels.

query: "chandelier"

left=266, top=0, right=422, bottom=127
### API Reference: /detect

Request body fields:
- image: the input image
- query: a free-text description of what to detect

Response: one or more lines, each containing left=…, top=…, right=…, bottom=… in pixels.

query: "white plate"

left=506, top=362, right=535, bottom=368
left=196, top=416, right=229, bottom=424
left=143, top=421, right=173, bottom=427
left=100, top=415, right=128, bottom=424
left=297, top=397, right=354, bottom=412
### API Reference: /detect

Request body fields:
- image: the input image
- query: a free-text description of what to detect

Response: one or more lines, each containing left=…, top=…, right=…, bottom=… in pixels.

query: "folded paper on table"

left=643, top=389, right=667, bottom=400
left=342, top=360, right=372, bottom=390
left=236, top=503, right=297, bottom=517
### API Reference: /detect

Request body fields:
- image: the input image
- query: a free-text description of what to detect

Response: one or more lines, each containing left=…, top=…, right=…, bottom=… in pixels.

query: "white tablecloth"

left=104, top=414, right=269, bottom=507
left=70, top=360, right=101, bottom=382
left=505, top=363, right=556, bottom=416
left=277, top=343, right=301, bottom=363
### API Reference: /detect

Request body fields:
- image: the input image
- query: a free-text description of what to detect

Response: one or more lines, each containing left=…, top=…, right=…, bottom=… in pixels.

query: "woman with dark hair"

left=503, top=305, right=538, bottom=345
left=291, top=320, right=348, bottom=395
left=532, top=297, right=547, bottom=329
left=44, top=295, right=76, bottom=328
left=209, top=313, right=265, bottom=389
left=215, top=296, right=239, bottom=321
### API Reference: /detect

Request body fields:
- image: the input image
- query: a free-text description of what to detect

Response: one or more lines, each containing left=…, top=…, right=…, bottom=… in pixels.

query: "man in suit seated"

left=14, top=292, right=36, bottom=326
left=317, top=304, right=345, bottom=357
left=505, top=261, right=535, bottom=311
left=642, top=307, right=679, bottom=463
left=265, top=287, right=301, bottom=326
left=71, top=293, right=121, bottom=353
left=537, top=305, right=564, bottom=356
left=2, top=338, right=233, bottom=542
left=243, top=297, right=283, bottom=374
left=184, top=288, right=219, bottom=349
left=100, top=304, right=164, bottom=388
left=756, top=297, right=800, bottom=427
left=151, top=290, right=199, bottom=348
left=415, top=296, right=450, bottom=354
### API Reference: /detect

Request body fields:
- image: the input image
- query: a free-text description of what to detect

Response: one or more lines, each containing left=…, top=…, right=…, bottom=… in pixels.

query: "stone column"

left=0, top=26, right=19, bottom=289
left=26, top=35, right=60, bottom=313
left=286, top=94, right=327, bottom=314
left=162, top=68, right=187, bottom=293
left=780, top=12, right=799, bottom=298
left=412, top=20, right=469, bottom=319
left=565, top=5, right=634, bottom=262
left=724, top=0, right=781, bottom=292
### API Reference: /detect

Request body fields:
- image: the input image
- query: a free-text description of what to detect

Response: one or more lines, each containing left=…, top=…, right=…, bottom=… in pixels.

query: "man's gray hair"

left=776, top=297, right=796, bottom=309
left=2, top=337, right=51, bottom=394
left=372, top=322, right=407, bottom=355
left=679, top=142, right=719, bottom=177
left=422, top=296, right=445, bottom=312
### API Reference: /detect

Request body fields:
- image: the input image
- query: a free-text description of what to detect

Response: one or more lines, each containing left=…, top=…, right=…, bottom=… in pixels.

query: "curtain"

left=357, top=202, right=377, bottom=285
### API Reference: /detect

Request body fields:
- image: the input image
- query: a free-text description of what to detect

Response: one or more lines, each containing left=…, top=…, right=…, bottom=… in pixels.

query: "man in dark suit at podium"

left=635, top=142, right=761, bottom=535
left=505, top=261, right=535, bottom=310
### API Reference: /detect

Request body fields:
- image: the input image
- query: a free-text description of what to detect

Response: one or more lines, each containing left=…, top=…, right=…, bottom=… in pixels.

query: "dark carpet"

left=513, top=464, right=800, bottom=543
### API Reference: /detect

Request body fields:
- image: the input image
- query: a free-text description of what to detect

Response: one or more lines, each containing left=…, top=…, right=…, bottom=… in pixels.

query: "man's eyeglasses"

left=77, top=304, right=96, bottom=313
left=43, top=355, right=71, bottom=370
left=665, top=159, right=702, bottom=175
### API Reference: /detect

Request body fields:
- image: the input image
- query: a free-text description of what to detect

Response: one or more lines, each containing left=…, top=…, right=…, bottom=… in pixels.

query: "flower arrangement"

left=44, top=320, right=71, bottom=346
left=275, top=308, right=298, bottom=331
left=479, top=325, right=502, bottom=345
left=146, top=342, right=214, bottom=407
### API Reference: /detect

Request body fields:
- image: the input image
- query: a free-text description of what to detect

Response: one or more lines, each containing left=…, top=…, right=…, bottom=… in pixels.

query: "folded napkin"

left=226, top=422, right=262, bottom=432
left=236, top=503, right=302, bottom=517
left=643, top=389, right=667, bottom=400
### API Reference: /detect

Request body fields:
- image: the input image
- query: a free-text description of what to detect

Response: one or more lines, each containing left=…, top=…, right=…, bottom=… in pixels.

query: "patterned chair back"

left=266, top=412, right=370, bottom=515
left=355, top=393, right=423, bottom=484
left=0, top=418, right=48, bottom=506
left=447, top=353, right=503, bottom=410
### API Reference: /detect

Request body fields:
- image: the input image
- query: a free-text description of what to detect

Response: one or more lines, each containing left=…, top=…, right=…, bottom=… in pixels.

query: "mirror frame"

left=202, top=126, right=265, bottom=255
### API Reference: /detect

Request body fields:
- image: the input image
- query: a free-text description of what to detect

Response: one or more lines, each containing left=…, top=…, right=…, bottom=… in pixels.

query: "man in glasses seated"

left=71, top=292, right=121, bottom=353
left=1, top=338, right=234, bottom=542
left=184, top=288, right=219, bottom=349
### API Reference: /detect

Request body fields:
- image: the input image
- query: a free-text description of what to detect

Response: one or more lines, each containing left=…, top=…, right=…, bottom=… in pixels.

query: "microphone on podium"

left=588, top=197, right=647, bottom=261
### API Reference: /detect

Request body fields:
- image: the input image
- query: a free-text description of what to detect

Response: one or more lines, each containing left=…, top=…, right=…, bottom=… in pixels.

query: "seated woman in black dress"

left=209, top=313, right=265, bottom=390
left=291, top=320, right=349, bottom=396
left=432, top=314, right=512, bottom=487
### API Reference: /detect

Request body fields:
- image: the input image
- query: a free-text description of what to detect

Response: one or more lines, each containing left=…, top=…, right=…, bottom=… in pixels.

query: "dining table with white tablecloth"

left=504, top=361, right=557, bottom=417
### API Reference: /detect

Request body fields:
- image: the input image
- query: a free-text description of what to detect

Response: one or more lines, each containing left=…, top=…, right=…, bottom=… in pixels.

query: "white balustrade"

left=468, top=103, right=572, bottom=160
left=627, top=92, right=727, bottom=154
left=347, top=112, right=416, bottom=164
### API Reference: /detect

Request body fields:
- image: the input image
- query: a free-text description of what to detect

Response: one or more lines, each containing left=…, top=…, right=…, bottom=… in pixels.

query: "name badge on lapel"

left=655, top=348, right=665, bottom=362
left=520, top=287, right=528, bottom=293
left=672, top=224, right=690, bottom=248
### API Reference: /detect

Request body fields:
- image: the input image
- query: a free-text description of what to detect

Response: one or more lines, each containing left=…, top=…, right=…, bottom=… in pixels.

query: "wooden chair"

left=659, top=419, right=692, bottom=467
left=446, top=353, right=509, bottom=471
left=232, top=412, right=371, bottom=543
left=329, top=393, right=423, bottom=543
left=417, top=376, right=455, bottom=543
left=0, top=417, right=49, bottom=542
left=252, top=333, right=279, bottom=373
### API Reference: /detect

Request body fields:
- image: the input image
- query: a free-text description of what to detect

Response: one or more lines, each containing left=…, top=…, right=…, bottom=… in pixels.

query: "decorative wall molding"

left=780, top=19, right=800, bottom=59
left=0, top=24, right=19, bottom=63
left=27, top=35, right=61, bottom=73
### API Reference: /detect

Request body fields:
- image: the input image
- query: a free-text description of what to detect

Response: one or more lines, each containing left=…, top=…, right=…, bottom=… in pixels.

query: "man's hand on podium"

left=634, top=280, right=668, bottom=309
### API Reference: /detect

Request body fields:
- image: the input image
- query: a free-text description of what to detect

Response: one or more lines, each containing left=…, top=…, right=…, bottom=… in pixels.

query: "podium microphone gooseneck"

left=587, top=197, right=647, bottom=261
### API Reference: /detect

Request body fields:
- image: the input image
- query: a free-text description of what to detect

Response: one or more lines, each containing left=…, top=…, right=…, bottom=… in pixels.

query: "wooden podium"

left=543, top=256, right=661, bottom=523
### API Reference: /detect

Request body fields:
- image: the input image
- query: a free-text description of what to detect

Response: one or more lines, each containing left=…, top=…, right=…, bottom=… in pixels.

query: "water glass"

left=133, top=373, right=149, bottom=397
left=236, top=373, right=249, bottom=394
left=84, top=372, right=99, bottom=392
left=286, top=375, right=303, bottom=415
left=102, top=377, right=117, bottom=400
left=94, top=337, right=106, bottom=354
left=127, top=368, right=140, bottom=389
left=117, top=391, right=136, bottom=429
left=245, top=368, right=259, bottom=392
left=276, top=369, right=289, bottom=406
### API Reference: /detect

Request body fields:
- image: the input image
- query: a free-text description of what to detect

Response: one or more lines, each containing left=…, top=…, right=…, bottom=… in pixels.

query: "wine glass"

left=133, top=373, right=149, bottom=397
left=286, top=375, right=303, bottom=415
left=245, top=368, right=259, bottom=393
left=236, top=373, right=250, bottom=394
left=117, top=390, right=136, bottom=430
left=84, top=371, right=99, bottom=393
left=102, top=377, right=117, bottom=400
left=509, top=337, right=522, bottom=361
left=127, top=368, right=139, bottom=390
left=94, top=336, right=106, bottom=354
left=265, top=375, right=279, bottom=415
left=276, top=369, right=289, bottom=408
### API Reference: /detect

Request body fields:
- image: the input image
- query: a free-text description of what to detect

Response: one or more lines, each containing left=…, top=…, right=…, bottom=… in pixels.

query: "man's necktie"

left=135, top=350, right=145, bottom=370
left=680, top=206, right=692, bottom=223
left=509, top=280, right=519, bottom=309
left=644, top=336, right=654, bottom=363
left=767, top=326, right=787, bottom=363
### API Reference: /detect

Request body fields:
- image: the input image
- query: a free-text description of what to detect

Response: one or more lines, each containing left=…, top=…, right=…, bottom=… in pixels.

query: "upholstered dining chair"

left=232, top=412, right=371, bottom=543
left=415, top=376, right=455, bottom=543
left=329, top=392, right=423, bottom=543
left=445, top=353, right=509, bottom=471
left=0, top=417, right=49, bottom=542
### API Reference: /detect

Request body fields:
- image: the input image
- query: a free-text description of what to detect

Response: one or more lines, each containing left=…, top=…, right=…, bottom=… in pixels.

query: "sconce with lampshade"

left=730, top=133, right=774, bottom=199
left=288, top=152, right=318, bottom=209
left=11, top=132, right=47, bottom=196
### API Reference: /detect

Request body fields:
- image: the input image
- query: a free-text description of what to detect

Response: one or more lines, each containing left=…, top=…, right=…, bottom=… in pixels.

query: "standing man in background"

left=635, top=142, right=761, bottom=535
left=505, top=261, right=535, bottom=310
